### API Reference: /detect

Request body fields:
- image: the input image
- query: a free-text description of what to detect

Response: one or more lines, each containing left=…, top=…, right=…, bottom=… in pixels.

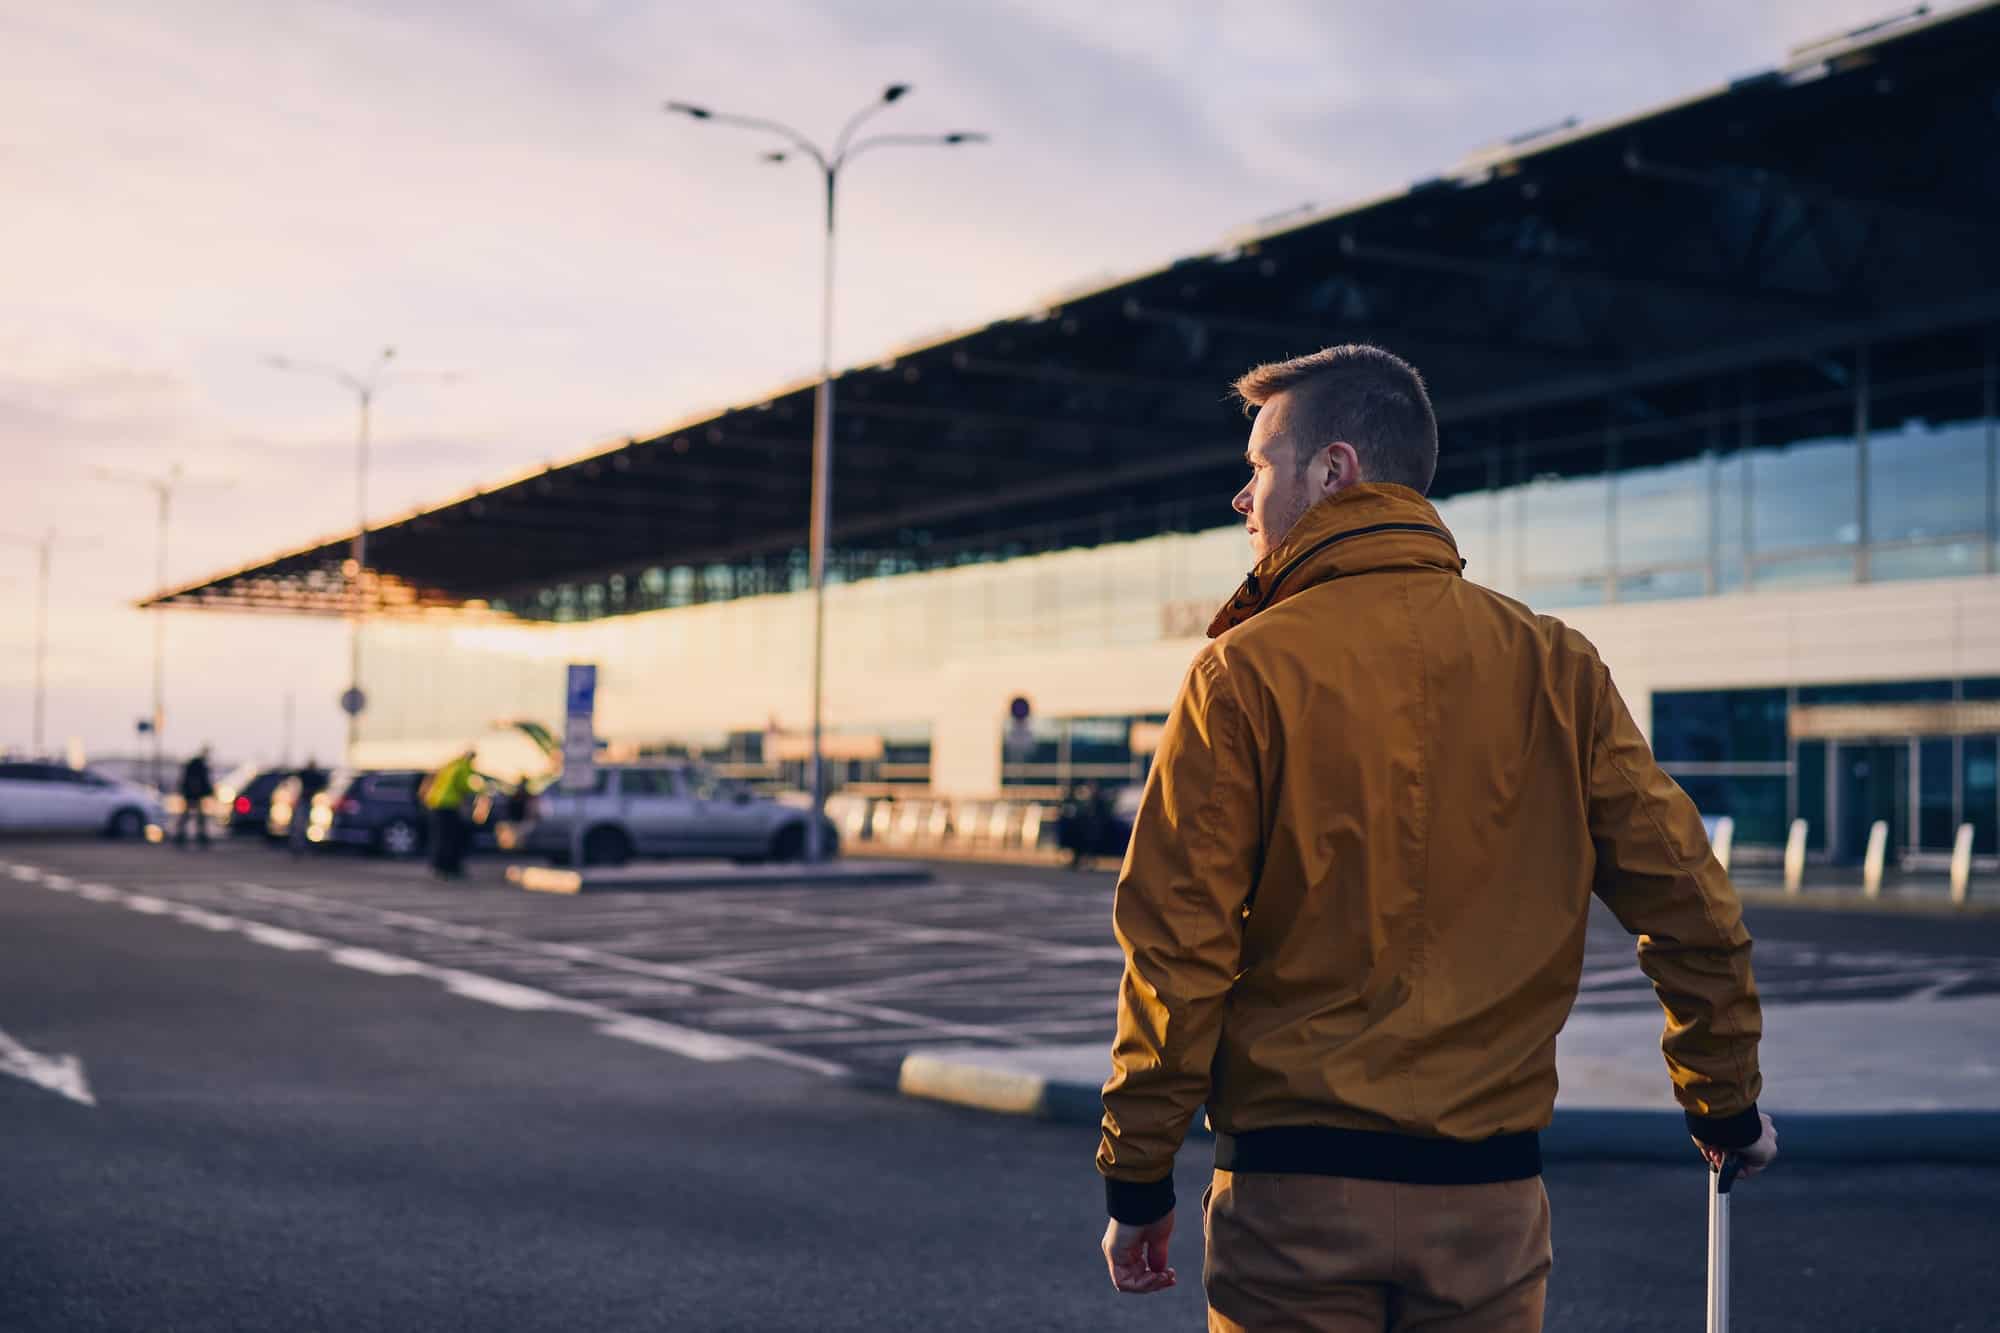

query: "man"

left=420, top=750, right=481, bottom=880
left=290, top=758, right=329, bottom=857
left=1097, top=345, right=1774, bottom=1330
left=174, top=747, right=215, bottom=848
left=1061, top=782, right=1103, bottom=870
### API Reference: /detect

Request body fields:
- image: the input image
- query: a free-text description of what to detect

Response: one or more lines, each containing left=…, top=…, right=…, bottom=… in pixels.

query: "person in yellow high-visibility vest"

left=420, top=751, right=482, bottom=880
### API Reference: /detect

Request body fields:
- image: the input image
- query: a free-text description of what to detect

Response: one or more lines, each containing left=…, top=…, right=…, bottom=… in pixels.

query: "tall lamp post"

left=0, top=531, right=93, bottom=758
left=265, top=348, right=455, bottom=761
left=663, top=85, right=986, bottom=862
left=95, top=463, right=217, bottom=791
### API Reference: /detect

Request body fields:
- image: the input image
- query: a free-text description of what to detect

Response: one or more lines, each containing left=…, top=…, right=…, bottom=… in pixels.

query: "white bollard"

left=1783, top=819, right=1808, bottom=896
left=1863, top=820, right=1889, bottom=899
left=1710, top=816, right=1735, bottom=875
left=1951, top=823, right=1975, bottom=906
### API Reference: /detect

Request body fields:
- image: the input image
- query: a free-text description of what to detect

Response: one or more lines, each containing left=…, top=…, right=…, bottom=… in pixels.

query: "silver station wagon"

left=497, top=763, right=839, bottom=867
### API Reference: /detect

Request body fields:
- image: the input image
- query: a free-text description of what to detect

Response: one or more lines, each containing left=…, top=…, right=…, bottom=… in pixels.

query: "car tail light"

left=337, top=798, right=361, bottom=815
left=234, top=796, right=251, bottom=814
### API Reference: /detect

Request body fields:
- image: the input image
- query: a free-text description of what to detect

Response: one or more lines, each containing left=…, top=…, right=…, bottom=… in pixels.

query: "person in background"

left=420, top=750, right=482, bottom=881
left=173, top=747, right=215, bottom=848
left=1060, top=782, right=1101, bottom=870
left=290, top=758, right=329, bottom=857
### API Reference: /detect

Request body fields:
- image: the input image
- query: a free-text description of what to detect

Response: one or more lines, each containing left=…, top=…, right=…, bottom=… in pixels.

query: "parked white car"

left=498, top=763, right=837, bottom=867
left=0, top=760, right=165, bottom=837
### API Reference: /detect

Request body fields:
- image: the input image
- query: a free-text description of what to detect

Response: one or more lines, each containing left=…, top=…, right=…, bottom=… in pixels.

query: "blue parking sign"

left=565, top=664, right=597, bottom=719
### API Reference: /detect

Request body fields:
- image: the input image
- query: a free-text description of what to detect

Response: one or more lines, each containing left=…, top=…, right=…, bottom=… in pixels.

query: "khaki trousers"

left=1203, top=1170, right=1551, bottom=1332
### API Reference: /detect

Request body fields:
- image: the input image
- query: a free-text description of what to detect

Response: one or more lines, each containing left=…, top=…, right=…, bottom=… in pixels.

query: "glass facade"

left=1000, top=713, right=1166, bottom=794
left=489, top=325, right=2000, bottom=626
left=352, top=321, right=1999, bottom=807
left=1653, top=678, right=2000, bottom=859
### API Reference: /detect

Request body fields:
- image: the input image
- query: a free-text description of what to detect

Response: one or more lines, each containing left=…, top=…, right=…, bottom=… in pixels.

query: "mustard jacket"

left=1098, top=484, right=1762, bottom=1222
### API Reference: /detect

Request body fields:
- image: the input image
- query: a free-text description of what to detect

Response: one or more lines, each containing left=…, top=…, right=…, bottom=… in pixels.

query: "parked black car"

left=220, top=766, right=294, bottom=838
left=315, top=768, right=507, bottom=859
left=322, top=770, right=431, bottom=858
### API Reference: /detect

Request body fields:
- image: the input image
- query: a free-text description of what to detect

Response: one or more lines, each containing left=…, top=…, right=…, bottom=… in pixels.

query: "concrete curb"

left=505, top=860, right=934, bottom=894
left=1733, top=887, right=2000, bottom=918
left=897, top=1053, right=2000, bottom=1163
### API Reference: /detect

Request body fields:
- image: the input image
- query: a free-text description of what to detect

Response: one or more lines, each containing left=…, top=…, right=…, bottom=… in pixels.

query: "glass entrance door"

left=1828, top=735, right=1990, bottom=863
left=1833, top=740, right=1907, bottom=863
left=1967, top=737, right=1998, bottom=856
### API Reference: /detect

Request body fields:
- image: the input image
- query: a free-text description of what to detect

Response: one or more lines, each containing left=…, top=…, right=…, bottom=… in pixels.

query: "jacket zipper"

left=1246, top=522, right=1458, bottom=613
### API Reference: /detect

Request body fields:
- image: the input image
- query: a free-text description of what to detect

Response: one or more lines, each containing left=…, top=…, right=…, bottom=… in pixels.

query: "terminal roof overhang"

left=150, top=2, right=2000, bottom=619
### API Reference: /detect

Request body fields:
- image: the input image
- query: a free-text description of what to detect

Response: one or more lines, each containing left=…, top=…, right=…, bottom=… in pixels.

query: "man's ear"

left=1324, top=441, right=1362, bottom=494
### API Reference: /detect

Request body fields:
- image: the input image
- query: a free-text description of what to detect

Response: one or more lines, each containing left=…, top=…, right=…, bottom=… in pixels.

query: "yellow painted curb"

left=898, top=1052, right=1048, bottom=1117
left=506, top=865, right=582, bottom=895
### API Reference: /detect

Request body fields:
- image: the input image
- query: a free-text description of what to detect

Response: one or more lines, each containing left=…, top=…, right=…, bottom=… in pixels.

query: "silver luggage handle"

left=1707, top=1155, right=1742, bottom=1333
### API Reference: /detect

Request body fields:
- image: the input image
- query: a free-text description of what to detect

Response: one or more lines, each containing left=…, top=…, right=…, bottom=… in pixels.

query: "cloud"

left=0, top=0, right=1955, bottom=757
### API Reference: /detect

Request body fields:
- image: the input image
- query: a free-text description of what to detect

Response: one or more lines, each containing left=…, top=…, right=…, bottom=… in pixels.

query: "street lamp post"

left=266, top=349, right=454, bottom=762
left=663, top=86, right=986, bottom=862
left=93, top=464, right=188, bottom=791
left=2, top=530, right=95, bottom=760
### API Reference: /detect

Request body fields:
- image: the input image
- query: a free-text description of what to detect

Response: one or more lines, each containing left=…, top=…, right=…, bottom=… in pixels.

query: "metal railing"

left=824, top=793, right=1057, bottom=859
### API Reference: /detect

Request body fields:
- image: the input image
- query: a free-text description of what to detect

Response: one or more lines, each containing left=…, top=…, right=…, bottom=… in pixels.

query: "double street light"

left=95, top=462, right=229, bottom=791
left=265, top=348, right=457, bottom=760
left=663, top=85, right=986, bottom=862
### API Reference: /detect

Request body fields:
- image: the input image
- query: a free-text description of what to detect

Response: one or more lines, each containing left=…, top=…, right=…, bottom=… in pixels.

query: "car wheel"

left=105, top=808, right=147, bottom=840
left=378, top=818, right=423, bottom=859
left=582, top=826, right=631, bottom=868
left=769, top=823, right=806, bottom=863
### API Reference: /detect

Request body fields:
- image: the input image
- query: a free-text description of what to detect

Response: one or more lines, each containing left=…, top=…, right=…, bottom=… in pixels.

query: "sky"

left=0, top=0, right=1941, bottom=767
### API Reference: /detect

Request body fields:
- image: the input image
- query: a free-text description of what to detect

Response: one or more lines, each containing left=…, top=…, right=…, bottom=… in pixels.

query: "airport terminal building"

left=156, top=5, right=2000, bottom=867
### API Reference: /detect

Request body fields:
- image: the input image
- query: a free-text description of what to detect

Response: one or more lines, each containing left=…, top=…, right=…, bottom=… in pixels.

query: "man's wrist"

left=1685, top=1102, right=1762, bottom=1150
left=1104, top=1173, right=1175, bottom=1225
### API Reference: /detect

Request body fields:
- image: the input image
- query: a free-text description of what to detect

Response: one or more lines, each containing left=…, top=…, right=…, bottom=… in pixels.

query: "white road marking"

left=172, top=906, right=246, bottom=932
left=328, top=947, right=435, bottom=976
left=10, top=861, right=845, bottom=1077
left=439, top=972, right=568, bottom=1011
left=241, top=924, right=324, bottom=952
left=0, top=1024, right=95, bottom=1107
left=594, top=1016, right=777, bottom=1065
left=703, top=1006, right=861, bottom=1032
left=813, top=960, right=1042, bottom=1000
left=220, top=880, right=1038, bottom=1046
left=726, top=903, right=1125, bottom=961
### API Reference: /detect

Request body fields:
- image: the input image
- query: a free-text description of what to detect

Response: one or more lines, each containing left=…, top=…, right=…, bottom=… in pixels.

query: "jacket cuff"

left=1104, top=1174, right=1176, bottom=1225
left=1685, top=1103, right=1762, bottom=1151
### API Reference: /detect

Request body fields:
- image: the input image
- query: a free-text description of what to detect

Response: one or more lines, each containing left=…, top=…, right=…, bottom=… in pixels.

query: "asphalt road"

left=8, top=839, right=1997, bottom=1086
left=4, top=839, right=1998, bottom=1331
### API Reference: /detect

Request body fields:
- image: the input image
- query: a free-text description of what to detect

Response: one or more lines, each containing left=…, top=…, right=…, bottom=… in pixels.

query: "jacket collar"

left=1207, top=483, right=1463, bottom=638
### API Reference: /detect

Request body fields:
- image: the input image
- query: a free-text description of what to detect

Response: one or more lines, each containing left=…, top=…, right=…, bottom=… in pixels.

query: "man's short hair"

left=1232, top=344, right=1439, bottom=495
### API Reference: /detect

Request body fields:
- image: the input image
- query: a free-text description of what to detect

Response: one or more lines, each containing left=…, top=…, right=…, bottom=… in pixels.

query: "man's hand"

left=1102, top=1211, right=1177, bottom=1294
left=1695, top=1110, right=1778, bottom=1179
